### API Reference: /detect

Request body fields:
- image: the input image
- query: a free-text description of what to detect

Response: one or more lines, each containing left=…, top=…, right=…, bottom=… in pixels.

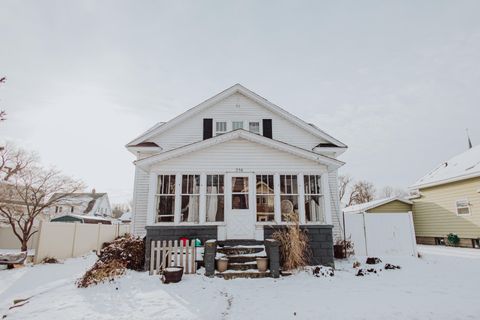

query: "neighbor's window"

left=181, top=175, right=200, bottom=223
left=249, top=122, right=260, bottom=134
left=232, top=121, right=244, bottom=130
left=70, top=206, right=74, bottom=213
left=256, top=175, right=274, bottom=222
left=156, top=175, right=176, bottom=222
left=280, top=174, right=299, bottom=221
left=206, top=175, right=224, bottom=222
left=216, top=121, right=227, bottom=135
left=456, top=199, right=470, bottom=215
left=232, top=176, right=249, bottom=209
left=304, top=175, right=324, bottom=223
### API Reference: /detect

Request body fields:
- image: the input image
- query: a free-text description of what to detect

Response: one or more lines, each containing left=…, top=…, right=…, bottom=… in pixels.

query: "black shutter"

left=203, top=118, right=213, bottom=140
left=262, top=119, right=272, bottom=138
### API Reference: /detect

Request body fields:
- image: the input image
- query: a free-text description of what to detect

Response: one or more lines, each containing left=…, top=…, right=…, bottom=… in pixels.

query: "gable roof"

left=126, top=84, right=347, bottom=148
left=343, top=197, right=413, bottom=214
left=135, top=129, right=345, bottom=170
left=411, top=144, right=480, bottom=189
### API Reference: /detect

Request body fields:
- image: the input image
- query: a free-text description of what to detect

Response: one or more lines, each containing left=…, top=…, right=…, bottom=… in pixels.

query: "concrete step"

left=228, top=261, right=258, bottom=271
left=218, top=240, right=264, bottom=247
left=216, top=270, right=271, bottom=280
left=217, top=246, right=265, bottom=255
left=226, top=255, right=260, bottom=264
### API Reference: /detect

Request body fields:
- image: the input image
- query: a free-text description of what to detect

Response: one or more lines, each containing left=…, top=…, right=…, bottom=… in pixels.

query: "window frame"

left=304, top=174, right=324, bottom=223
left=256, top=174, right=275, bottom=223
left=215, top=121, right=227, bottom=136
left=180, top=174, right=201, bottom=223
left=206, top=174, right=225, bottom=223
left=249, top=121, right=260, bottom=134
left=232, top=121, right=244, bottom=131
left=280, top=174, right=299, bottom=222
left=455, top=199, right=471, bottom=216
left=155, top=174, right=176, bottom=223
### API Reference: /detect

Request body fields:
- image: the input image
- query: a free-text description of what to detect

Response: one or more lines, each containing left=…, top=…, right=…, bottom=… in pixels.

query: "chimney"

left=92, top=188, right=96, bottom=194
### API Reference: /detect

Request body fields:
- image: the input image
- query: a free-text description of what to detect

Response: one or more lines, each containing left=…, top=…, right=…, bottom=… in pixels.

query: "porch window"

left=206, top=174, right=225, bottom=222
left=156, top=175, right=176, bottom=222
left=181, top=174, right=200, bottom=223
left=232, top=177, right=249, bottom=209
left=256, top=175, right=274, bottom=222
left=232, top=121, right=243, bottom=130
left=216, top=121, right=227, bottom=135
left=280, top=174, right=299, bottom=221
left=304, top=175, right=324, bottom=223
left=249, top=122, right=260, bottom=134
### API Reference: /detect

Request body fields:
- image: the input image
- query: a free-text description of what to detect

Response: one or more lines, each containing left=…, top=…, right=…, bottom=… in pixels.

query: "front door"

left=225, top=173, right=255, bottom=239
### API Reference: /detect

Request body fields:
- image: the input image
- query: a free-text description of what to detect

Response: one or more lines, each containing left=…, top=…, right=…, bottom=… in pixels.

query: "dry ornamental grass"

left=272, top=212, right=311, bottom=271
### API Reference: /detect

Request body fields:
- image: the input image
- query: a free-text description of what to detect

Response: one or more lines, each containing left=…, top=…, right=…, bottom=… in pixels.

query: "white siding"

left=149, top=92, right=327, bottom=152
left=132, top=166, right=149, bottom=237
left=150, top=138, right=328, bottom=173
left=329, top=170, right=343, bottom=241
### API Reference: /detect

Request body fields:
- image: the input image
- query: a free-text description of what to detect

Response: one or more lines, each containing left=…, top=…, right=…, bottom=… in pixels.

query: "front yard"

left=1, top=245, right=479, bottom=320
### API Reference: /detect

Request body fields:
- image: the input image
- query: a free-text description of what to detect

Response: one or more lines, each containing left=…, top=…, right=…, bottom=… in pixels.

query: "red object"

left=179, top=237, right=188, bottom=246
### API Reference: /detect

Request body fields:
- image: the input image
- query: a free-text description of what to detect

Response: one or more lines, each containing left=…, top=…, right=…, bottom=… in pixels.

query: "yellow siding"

left=367, top=200, right=412, bottom=213
left=413, top=177, right=480, bottom=238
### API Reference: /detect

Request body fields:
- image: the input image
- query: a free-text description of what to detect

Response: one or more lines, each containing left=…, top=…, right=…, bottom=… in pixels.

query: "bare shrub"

left=41, top=257, right=59, bottom=264
left=272, top=212, right=310, bottom=271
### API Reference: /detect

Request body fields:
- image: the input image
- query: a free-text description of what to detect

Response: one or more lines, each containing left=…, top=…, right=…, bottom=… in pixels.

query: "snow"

left=1, top=246, right=480, bottom=319
left=411, top=144, right=480, bottom=189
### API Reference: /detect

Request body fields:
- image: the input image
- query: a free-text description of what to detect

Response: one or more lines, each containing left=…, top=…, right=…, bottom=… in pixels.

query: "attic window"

left=456, top=199, right=470, bottom=215
left=216, top=121, right=227, bottom=136
left=249, top=122, right=260, bottom=134
left=232, top=121, right=243, bottom=130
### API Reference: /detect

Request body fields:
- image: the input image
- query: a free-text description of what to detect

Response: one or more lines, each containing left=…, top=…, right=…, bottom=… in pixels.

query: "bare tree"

left=348, top=180, right=376, bottom=206
left=0, top=76, right=6, bottom=122
left=379, top=186, right=408, bottom=199
left=0, top=145, right=84, bottom=251
left=0, top=143, right=38, bottom=181
left=338, top=174, right=352, bottom=203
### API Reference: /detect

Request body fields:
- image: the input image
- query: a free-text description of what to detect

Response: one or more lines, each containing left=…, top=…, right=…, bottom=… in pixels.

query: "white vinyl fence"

left=0, top=226, right=39, bottom=250
left=344, top=212, right=417, bottom=257
left=150, top=240, right=197, bottom=275
left=34, top=221, right=130, bottom=263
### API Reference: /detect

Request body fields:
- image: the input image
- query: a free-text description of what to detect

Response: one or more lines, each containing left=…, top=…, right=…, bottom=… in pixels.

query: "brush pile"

left=77, top=235, right=145, bottom=288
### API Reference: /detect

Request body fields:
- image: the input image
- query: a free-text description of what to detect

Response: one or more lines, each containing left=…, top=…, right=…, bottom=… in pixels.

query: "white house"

left=126, top=84, right=347, bottom=265
left=48, top=190, right=112, bottom=219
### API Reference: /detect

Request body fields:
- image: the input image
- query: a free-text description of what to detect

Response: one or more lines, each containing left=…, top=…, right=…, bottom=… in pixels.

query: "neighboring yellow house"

left=410, top=145, right=480, bottom=248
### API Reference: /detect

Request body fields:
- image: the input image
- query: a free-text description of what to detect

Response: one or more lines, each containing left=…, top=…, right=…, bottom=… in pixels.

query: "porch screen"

left=280, top=174, right=299, bottom=221
left=181, top=175, right=200, bottom=223
left=232, top=177, right=249, bottom=209
left=156, top=175, right=176, bottom=222
left=206, top=174, right=224, bottom=222
left=304, top=175, right=324, bottom=223
left=256, top=175, right=274, bottom=222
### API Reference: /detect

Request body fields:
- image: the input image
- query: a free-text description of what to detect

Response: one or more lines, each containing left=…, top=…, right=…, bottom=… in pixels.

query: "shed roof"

left=343, top=197, right=413, bottom=214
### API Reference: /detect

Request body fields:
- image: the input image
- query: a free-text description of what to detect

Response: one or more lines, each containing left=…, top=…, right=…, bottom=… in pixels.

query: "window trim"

left=455, top=199, right=471, bottom=216
left=232, top=121, right=244, bottom=131
left=249, top=121, right=261, bottom=134
left=215, top=121, right=227, bottom=136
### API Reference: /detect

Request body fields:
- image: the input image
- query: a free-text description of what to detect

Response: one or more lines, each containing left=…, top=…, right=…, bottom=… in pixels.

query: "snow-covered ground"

left=1, top=245, right=480, bottom=320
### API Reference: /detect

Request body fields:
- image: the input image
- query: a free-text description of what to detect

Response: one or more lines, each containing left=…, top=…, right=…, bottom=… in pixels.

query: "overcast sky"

left=1, top=1, right=480, bottom=203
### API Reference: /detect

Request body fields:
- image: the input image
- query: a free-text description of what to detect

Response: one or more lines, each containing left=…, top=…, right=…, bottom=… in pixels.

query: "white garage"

left=343, top=197, right=417, bottom=257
